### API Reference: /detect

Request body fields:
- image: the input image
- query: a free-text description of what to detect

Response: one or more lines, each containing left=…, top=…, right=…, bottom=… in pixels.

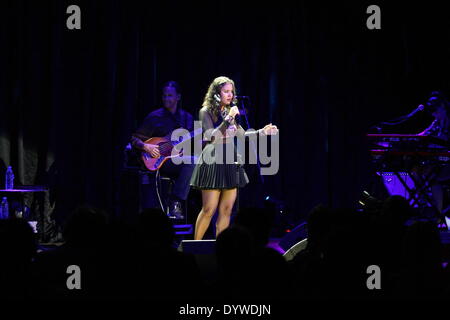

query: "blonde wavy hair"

left=202, top=76, right=238, bottom=117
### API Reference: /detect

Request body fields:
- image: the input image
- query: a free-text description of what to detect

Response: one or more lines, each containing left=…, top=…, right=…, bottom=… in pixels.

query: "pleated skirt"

left=190, top=142, right=249, bottom=190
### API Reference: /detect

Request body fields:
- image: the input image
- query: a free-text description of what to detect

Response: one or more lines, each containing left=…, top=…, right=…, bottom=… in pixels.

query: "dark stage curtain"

left=1, top=1, right=450, bottom=239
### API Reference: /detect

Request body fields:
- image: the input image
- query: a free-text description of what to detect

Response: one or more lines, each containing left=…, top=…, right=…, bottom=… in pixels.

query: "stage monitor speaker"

left=283, top=238, right=308, bottom=261
left=177, top=240, right=217, bottom=284
left=278, top=222, right=308, bottom=252
left=177, top=239, right=216, bottom=255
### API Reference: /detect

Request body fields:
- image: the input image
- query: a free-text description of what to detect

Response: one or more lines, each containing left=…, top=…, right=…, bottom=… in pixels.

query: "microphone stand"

left=238, top=97, right=265, bottom=184
left=371, top=105, right=425, bottom=132
left=235, top=161, right=240, bottom=214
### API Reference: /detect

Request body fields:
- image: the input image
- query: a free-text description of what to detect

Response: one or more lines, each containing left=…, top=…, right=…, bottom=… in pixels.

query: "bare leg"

left=216, top=188, right=237, bottom=238
left=194, top=189, right=221, bottom=240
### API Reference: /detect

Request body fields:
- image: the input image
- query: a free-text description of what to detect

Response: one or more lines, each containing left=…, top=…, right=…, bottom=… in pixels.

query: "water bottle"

left=1, top=197, right=8, bottom=219
left=5, top=166, right=14, bottom=190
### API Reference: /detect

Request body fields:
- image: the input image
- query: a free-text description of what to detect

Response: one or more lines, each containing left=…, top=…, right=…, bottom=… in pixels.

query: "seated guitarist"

left=130, top=81, right=195, bottom=219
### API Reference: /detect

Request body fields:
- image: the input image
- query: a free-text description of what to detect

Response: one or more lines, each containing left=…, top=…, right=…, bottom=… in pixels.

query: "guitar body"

left=141, top=137, right=180, bottom=171
left=139, top=127, right=202, bottom=171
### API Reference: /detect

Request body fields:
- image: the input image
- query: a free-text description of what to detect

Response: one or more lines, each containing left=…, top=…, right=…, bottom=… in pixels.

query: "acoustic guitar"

left=141, top=127, right=202, bottom=171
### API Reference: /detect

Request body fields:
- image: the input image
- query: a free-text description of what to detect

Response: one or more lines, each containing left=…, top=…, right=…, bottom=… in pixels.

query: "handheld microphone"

left=234, top=114, right=241, bottom=125
left=230, top=102, right=241, bottom=125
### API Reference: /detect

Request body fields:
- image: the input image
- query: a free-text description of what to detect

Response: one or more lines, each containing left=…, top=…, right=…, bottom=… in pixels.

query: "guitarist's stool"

left=157, top=174, right=175, bottom=214
left=139, top=170, right=173, bottom=211
left=139, top=170, right=191, bottom=227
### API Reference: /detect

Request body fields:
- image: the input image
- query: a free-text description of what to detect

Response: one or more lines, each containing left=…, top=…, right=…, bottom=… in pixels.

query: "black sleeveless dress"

left=190, top=107, right=249, bottom=190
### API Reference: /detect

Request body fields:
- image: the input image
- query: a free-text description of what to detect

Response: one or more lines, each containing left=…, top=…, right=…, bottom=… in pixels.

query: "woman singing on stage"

left=190, top=76, right=278, bottom=240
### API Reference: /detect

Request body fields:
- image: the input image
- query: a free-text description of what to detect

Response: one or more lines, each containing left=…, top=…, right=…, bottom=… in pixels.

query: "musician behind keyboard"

left=416, top=91, right=450, bottom=223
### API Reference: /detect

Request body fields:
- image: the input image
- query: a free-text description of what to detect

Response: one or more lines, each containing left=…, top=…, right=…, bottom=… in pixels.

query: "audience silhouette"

left=0, top=193, right=449, bottom=301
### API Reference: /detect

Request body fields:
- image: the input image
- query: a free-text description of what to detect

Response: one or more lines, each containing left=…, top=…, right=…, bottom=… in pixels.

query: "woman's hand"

left=262, top=123, right=278, bottom=135
left=228, top=106, right=240, bottom=118
left=143, top=143, right=160, bottom=158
